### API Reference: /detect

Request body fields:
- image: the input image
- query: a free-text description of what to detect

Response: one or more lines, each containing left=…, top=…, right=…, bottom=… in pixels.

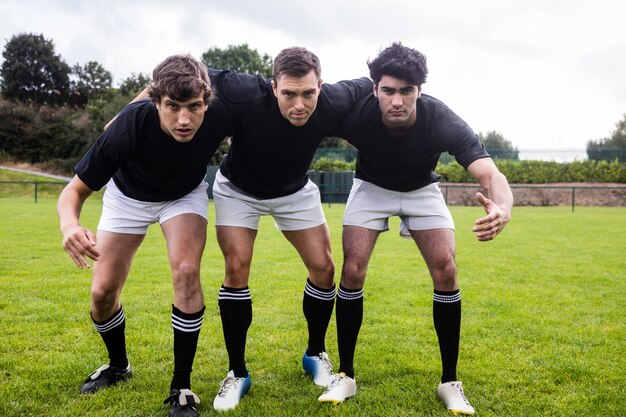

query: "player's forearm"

left=57, top=178, right=93, bottom=233
left=481, top=171, right=513, bottom=216
left=57, top=190, right=84, bottom=233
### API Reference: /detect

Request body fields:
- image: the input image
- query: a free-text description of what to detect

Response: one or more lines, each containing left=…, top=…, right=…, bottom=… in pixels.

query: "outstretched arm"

left=466, top=158, right=513, bottom=241
left=57, top=176, right=99, bottom=268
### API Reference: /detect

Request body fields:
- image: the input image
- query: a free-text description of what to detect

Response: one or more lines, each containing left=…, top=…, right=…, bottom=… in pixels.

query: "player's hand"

left=62, top=225, right=100, bottom=269
left=472, top=192, right=510, bottom=241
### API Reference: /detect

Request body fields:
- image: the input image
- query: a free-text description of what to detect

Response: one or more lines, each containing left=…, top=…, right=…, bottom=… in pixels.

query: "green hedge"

left=310, top=157, right=626, bottom=183
left=436, top=159, right=626, bottom=183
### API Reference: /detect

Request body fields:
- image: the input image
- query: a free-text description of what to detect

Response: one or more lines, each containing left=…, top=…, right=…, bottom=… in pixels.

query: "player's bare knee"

left=341, top=261, right=367, bottom=288
left=172, top=262, right=200, bottom=282
left=90, top=287, right=118, bottom=316
left=223, top=260, right=250, bottom=287
left=431, top=263, right=458, bottom=291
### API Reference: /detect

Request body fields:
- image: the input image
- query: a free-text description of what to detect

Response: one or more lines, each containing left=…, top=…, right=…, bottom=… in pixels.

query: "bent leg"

left=162, top=213, right=207, bottom=312
left=216, top=226, right=256, bottom=377
left=283, top=223, right=335, bottom=288
left=91, top=231, right=144, bottom=368
left=410, top=228, right=461, bottom=383
left=162, top=214, right=208, bottom=390
left=283, top=224, right=336, bottom=357
left=336, top=226, right=380, bottom=378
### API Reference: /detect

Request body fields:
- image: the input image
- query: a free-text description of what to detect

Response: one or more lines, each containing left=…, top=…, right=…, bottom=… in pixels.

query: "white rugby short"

left=212, top=170, right=326, bottom=231
left=97, top=180, right=209, bottom=234
left=343, top=179, right=455, bottom=236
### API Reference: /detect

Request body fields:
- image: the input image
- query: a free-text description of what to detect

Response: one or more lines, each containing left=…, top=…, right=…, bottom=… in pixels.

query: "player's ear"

left=271, top=79, right=278, bottom=97
left=373, top=83, right=378, bottom=97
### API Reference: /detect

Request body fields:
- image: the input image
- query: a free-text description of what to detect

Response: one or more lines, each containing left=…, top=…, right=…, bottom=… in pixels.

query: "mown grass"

left=0, top=186, right=624, bottom=416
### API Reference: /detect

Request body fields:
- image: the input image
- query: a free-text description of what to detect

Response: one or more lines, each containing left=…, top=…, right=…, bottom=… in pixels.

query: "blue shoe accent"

left=302, top=351, right=334, bottom=387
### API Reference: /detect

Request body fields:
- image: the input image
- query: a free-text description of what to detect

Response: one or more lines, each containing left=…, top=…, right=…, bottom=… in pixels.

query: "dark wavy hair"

left=148, top=54, right=212, bottom=105
left=368, top=42, right=428, bottom=86
left=273, top=46, right=321, bottom=80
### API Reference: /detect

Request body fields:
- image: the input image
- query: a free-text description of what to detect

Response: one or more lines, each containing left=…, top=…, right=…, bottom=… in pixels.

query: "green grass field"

left=1, top=188, right=625, bottom=416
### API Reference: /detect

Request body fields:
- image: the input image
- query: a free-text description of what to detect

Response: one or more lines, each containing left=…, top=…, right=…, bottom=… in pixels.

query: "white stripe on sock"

left=94, top=308, right=125, bottom=333
left=433, top=292, right=461, bottom=303
left=337, top=287, right=363, bottom=300
left=304, top=282, right=336, bottom=301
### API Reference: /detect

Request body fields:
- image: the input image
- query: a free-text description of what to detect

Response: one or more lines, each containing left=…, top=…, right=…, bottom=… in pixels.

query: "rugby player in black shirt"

left=58, top=54, right=231, bottom=417
left=319, top=43, right=513, bottom=415
left=209, top=47, right=371, bottom=411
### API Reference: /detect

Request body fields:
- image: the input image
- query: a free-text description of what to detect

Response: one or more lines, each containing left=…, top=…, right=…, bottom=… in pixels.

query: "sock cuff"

left=172, top=305, right=205, bottom=333
left=433, top=289, right=461, bottom=303
left=304, top=278, right=336, bottom=301
left=219, top=285, right=251, bottom=301
left=338, top=285, right=364, bottom=301
left=92, top=306, right=125, bottom=333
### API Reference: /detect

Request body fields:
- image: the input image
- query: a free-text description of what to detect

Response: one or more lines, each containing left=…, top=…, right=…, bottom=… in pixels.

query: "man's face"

left=374, top=75, right=421, bottom=133
left=157, top=93, right=208, bottom=142
left=272, top=70, right=322, bottom=127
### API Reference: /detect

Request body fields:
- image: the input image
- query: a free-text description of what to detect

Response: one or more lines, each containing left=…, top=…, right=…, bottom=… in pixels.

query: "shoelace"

left=217, top=376, right=240, bottom=397
left=451, top=382, right=470, bottom=405
left=326, top=374, right=348, bottom=391
left=318, top=352, right=333, bottom=374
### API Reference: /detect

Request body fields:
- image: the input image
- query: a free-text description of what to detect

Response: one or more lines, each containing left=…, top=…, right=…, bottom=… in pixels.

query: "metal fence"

left=204, top=169, right=626, bottom=209
left=0, top=180, right=67, bottom=202
left=4, top=171, right=625, bottom=210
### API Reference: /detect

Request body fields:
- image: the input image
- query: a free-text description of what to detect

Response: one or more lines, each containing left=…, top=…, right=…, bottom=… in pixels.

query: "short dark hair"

left=273, top=47, right=321, bottom=81
left=148, top=54, right=212, bottom=105
left=367, top=42, right=428, bottom=86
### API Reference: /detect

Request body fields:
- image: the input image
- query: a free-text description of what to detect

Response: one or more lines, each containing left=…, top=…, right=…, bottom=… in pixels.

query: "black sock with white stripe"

left=433, top=289, right=461, bottom=383
left=170, top=305, right=205, bottom=390
left=303, top=278, right=336, bottom=356
left=92, top=306, right=128, bottom=369
left=336, top=285, right=364, bottom=378
left=218, top=285, right=252, bottom=377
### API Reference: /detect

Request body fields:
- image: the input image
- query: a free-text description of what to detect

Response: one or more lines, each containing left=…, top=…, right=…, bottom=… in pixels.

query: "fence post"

left=571, top=187, right=575, bottom=213
left=34, top=181, right=38, bottom=203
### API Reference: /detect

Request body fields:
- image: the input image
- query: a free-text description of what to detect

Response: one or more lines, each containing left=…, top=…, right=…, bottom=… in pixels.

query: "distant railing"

left=440, top=183, right=626, bottom=212
left=4, top=174, right=625, bottom=211
left=0, top=180, right=67, bottom=202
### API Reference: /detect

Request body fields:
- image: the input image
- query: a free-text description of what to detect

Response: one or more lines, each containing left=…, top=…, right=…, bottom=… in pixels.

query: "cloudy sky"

left=1, top=0, right=625, bottom=150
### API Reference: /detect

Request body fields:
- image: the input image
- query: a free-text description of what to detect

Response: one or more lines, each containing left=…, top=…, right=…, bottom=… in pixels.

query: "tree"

left=70, top=61, right=113, bottom=106
left=479, top=130, right=519, bottom=160
left=0, top=33, right=71, bottom=106
left=119, top=72, right=151, bottom=97
left=587, top=114, right=626, bottom=162
left=202, top=44, right=273, bottom=78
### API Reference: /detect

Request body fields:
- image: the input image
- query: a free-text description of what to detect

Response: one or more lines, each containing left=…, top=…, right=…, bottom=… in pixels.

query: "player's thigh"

left=92, top=230, right=145, bottom=293
left=216, top=226, right=257, bottom=287
left=410, top=228, right=456, bottom=269
left=282, top=223, right=333, bottom=269
left=340, top=226, right=380, bottom=286
left=161, top=213, right=207, bottom=269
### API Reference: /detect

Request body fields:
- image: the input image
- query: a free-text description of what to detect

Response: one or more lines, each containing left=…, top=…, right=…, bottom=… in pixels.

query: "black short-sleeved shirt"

left=75, top=99, right=232, bottom=202
left=209, top=70, right=372, bottom=199
left=334, top=93, right=490, bottom=192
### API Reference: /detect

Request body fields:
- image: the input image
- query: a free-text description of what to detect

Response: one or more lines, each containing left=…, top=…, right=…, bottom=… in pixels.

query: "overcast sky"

left=1, top=0, right=625, bottom=150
